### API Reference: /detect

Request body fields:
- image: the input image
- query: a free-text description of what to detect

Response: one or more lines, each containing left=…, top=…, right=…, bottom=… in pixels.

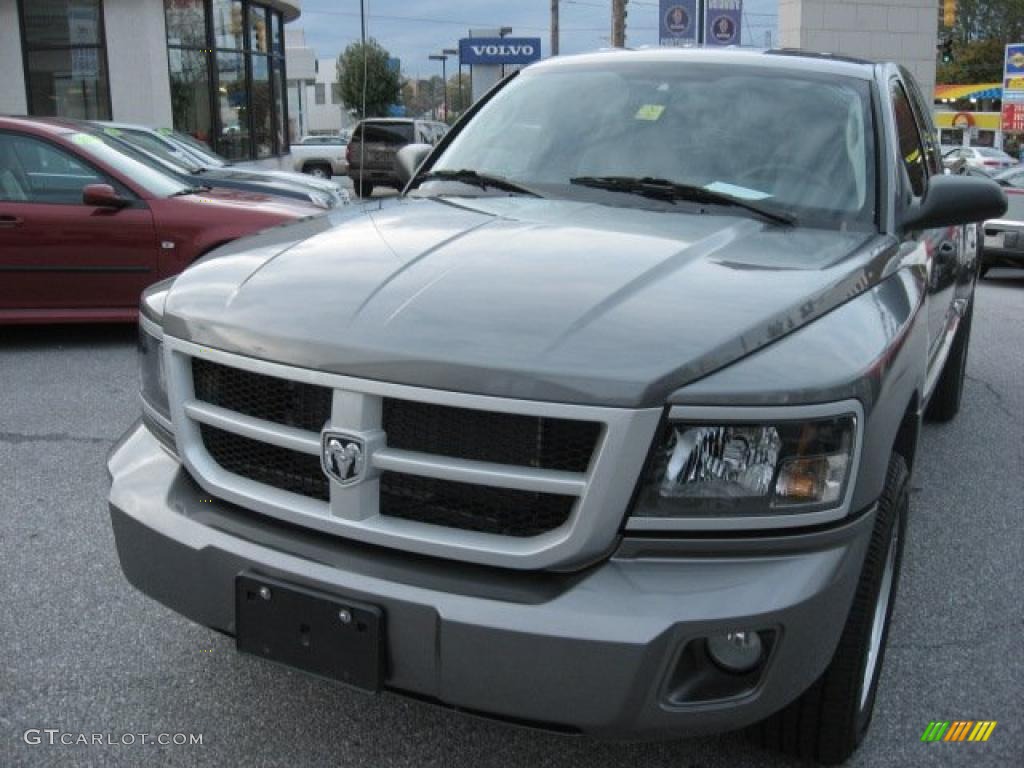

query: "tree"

left=937, top=0, right=1024, bottom=83
left=445, top=73, right=471, bottom=120
left=337, top=39, right=401, bottom=118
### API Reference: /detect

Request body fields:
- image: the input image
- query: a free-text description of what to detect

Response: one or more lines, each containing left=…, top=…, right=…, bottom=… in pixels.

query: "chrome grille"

left=164, top=337, right=661, bottom=569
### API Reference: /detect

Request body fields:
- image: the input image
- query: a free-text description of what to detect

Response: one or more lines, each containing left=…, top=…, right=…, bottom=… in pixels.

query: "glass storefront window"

left=168, top=48, right=213, bottom=144
left=272, top=62, right=286, bottom=152
left=26, top=48, right=111, bottom=120
left=216, top=52, right=250, bottom=160
left=271, top=11, right=283, bottom=55
left=165, top=0, right=207, bottom=47
left=251, top=56, right=272, bottom=158
left=212, top=0, right=244, bottom=49
left=22, top=0, right=103, bottom=47
left=21, top=0, right=110, bottom=119
left=249, top=6, right=269, bottom=54
left=165, top=0, right=287, bottom=159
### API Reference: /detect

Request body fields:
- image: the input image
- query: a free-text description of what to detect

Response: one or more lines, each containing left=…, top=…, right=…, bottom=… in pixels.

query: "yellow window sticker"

left=71, top=133, right=101, bottom=146
left=635, top=104, right=665, bottom=121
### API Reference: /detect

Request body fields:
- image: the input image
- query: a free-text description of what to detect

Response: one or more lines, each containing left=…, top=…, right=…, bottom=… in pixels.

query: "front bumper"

left=108, top=422, right=874, bottom=739
left=983, top=220, right=1024, bottom=266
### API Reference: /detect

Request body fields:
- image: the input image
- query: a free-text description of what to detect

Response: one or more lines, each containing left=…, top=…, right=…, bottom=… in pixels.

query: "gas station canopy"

left=934, top=83, right=1003, bottom=101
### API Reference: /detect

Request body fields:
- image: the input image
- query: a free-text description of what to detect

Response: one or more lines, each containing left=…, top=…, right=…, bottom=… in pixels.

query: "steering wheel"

left=735, top=163, right=835, bottom=201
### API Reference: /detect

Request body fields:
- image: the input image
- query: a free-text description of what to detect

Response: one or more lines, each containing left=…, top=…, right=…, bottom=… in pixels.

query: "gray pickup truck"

left=109, top=49, right=1005, bottom=765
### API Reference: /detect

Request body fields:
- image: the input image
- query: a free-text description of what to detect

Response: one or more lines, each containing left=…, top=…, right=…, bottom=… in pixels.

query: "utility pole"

left=611, top=0, right=626, bottom=48
left=551, top=0, right=559, bottom=56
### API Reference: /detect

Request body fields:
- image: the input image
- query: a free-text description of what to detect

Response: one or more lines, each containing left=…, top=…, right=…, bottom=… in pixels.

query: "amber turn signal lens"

left=775, top=457, right=827, bottom=500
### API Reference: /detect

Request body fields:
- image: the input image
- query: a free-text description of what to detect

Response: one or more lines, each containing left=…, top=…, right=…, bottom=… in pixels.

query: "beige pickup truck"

left=290, top=134, right=349, bottom=179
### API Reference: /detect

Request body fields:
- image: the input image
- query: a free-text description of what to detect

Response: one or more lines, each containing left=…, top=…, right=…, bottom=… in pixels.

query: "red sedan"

left=0, top=117, right=322, bottom=324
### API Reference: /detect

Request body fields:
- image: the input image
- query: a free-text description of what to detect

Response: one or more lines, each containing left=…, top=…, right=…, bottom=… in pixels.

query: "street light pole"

left=442, top=48, right=459, bottom=115
left=428, top=53, right=448, bottom=120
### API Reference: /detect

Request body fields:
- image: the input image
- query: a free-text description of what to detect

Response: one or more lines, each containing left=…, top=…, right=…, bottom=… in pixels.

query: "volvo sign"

left=459, top=37, right=542, bottom=66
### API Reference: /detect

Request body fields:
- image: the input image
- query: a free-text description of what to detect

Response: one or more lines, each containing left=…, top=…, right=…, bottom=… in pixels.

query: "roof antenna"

left=358, top=0, right=369, bottom=202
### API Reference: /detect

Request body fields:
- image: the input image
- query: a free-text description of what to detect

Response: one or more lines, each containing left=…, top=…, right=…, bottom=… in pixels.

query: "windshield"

left=977, top=147, right=1009, bottom=158
left=164, top=129, right=228, bottom=167
left=66, top=132, right=191, bottom=197
left=430, top=62, right=877, bottom=228
left=117, top=129, right=201, bottom=173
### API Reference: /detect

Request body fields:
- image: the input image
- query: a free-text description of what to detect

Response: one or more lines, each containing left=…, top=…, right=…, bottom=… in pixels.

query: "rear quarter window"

left=354, top=123, right=414, bottom=145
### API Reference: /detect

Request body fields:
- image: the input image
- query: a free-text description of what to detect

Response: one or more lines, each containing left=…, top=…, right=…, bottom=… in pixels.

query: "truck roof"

left=528, top=46, right=878, bottom=81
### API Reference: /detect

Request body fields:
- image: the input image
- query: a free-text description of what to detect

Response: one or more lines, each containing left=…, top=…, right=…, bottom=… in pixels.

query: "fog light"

left=706, top=631, right=764, bottom=673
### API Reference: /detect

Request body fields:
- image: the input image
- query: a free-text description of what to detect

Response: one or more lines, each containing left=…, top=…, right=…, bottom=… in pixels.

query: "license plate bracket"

left=235, top=573, right=384, bottom=691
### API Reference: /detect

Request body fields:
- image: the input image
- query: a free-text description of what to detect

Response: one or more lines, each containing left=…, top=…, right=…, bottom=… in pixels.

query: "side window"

left=0, top=133, right=30, bottom=202
left=901, top=72, right=942, bottom=176
left=0, top=133, right=104, bottom=204
left=891, top=82, right=927, bottom=197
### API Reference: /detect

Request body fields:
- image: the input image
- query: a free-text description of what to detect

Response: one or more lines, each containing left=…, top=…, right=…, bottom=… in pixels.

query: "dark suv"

left=346, top=118, right=447, bottom=196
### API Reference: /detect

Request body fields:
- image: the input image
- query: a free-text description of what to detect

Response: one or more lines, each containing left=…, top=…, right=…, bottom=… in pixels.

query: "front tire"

left=925, top=300, right=973, bottom=422
left=749, top=454, right=909, bottom=765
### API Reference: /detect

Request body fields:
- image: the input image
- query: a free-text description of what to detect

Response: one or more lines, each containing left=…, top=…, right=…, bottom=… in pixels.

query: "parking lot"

left=1, top=271, right=1021, bottom=768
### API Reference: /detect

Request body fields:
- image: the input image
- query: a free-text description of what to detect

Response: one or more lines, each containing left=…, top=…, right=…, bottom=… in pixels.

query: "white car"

left=95, top=122, right=348, bottom=204
left=290, top=135, right=349, bottom=178
left=942, top=146, right=1017, bottom=172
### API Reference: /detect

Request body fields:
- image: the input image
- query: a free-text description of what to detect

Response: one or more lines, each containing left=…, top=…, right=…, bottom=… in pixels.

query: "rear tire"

left=924, top=300, right=973, bottom=422
left=304, top=163, right=331, bottom=179
left=354, top=180, right=374, bottom=198
left=748, top=454, right=909, bottom=765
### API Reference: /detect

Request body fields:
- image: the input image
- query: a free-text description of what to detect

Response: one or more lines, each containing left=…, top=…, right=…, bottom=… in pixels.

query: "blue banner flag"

left=704, top=0, right=743, bottom=47
left=659, top=0, right=698, bottom=46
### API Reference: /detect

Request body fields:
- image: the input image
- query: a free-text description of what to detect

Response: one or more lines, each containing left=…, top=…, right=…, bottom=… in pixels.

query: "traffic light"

left=940, top=38, right=954, bottom=64
left=943, top=0, right=957, bottom=29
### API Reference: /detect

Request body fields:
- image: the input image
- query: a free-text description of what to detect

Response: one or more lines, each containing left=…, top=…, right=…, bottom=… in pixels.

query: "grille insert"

left=382, top=399, right=600, bottom=473
left=380, top=472, right=574, bottom=537
left=192, top=358, right=331, bottom=433
left=201, top=425, right=329, bottom=502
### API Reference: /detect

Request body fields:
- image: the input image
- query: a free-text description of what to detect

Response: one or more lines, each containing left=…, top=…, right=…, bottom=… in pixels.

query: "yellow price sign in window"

left=635, top=104, right=666, bottom=121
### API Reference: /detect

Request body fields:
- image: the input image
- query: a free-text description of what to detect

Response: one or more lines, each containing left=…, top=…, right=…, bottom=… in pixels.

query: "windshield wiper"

left=168, top=185, right=209, bottom=197
left=414, top=169, right=540, bottom=197
left=569, top=175, right=795, bottom=226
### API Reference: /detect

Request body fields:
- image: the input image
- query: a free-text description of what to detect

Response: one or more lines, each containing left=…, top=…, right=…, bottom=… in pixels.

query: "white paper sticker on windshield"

left=704, top=181, right=773, bottom=200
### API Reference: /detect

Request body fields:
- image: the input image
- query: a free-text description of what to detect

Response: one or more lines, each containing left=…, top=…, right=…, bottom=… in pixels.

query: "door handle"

left=0, top=215, right=24, bottom=228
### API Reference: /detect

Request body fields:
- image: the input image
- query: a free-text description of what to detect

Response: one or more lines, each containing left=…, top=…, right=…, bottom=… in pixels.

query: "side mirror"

left=83, top=183, right=129, bottom=209
left=395, top=143, right=433, bottom=187
left=903, top=175, right=1007, bottom=231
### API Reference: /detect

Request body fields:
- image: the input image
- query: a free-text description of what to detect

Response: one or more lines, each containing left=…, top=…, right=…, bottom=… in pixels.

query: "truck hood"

left=163, top=196, right=896, bottom=407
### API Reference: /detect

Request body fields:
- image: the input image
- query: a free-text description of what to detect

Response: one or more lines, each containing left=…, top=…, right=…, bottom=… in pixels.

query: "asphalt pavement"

left=1, top=271, right=1021, bottom=768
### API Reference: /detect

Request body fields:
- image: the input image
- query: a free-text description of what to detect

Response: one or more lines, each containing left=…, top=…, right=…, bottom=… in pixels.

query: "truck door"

left=890, top=79, right=959, bottom=372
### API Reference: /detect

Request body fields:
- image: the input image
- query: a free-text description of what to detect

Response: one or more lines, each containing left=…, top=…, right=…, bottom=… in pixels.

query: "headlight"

left=308, top=191, right=333, bottom=209
left=138, top=316, right=169, bottom=422
left=632, top=412, right=858, bottom=525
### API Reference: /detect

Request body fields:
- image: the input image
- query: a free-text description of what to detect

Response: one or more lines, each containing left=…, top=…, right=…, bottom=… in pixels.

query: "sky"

left=294, top=0, right=780, bottom=80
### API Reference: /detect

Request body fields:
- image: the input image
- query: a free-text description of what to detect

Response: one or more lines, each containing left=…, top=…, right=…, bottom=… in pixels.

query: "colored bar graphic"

left=921, top=720, right=996, bottom=742
left=944, top=721, right=973, bottom=741
left=968, top=721, right=998, bottom=742
left=921, top=721, right=950, bottom=741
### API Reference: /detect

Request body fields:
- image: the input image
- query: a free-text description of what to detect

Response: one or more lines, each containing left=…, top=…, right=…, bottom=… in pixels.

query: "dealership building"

left=1, top=0, right=944, bottom=163
left=0, top=0, right=300, bottom=163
